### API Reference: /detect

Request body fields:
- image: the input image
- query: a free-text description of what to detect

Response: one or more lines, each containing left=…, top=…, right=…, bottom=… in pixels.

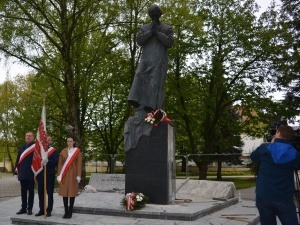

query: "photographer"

left=251, top=124, right=300, bottom=225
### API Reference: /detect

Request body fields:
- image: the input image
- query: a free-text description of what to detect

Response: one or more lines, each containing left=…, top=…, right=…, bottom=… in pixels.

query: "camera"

left=266, top=120, right=300, bottom=151
left=265, top=120, right=287, bottom=142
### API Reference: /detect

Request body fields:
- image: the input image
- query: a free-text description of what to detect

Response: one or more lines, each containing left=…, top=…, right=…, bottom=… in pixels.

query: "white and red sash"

left=32, top=147, right=57, bottom=176
left=47, top=147, right=56, bottom=157
left=58, top=148, right=80, bottom=182
left=17, top=144, right=35, bottom=167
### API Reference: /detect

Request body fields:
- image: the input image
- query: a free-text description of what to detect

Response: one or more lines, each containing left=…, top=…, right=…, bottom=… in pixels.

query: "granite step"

left=73, top=193, right=238, bottom=221
left=9, top=192, right=260, bottom=225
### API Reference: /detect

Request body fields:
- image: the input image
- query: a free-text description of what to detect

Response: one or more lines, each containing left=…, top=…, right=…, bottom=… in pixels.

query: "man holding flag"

left=31, top=103, right=58, bottom=217
left=34, top=135, right=58, bottom=217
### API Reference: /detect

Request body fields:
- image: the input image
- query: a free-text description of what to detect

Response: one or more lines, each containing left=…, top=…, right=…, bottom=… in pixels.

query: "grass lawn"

left=227, top=178, right=256, bottom=189
left=209, top=177, right=256, bottom=190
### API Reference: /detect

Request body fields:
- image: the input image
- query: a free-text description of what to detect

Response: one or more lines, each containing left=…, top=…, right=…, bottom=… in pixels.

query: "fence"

left=0, top=152, right=253, bottom=178
left=85, top=153, right=253, bottom=178
left=0, top=152, right=16, bottom=172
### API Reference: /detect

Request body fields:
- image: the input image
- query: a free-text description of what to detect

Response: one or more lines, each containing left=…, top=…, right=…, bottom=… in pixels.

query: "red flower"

left=144, top=109, right=172, bottom=126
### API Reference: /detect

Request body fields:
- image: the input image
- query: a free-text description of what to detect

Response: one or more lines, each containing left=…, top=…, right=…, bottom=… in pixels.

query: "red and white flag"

left=32, top=105, right=48, bottom=176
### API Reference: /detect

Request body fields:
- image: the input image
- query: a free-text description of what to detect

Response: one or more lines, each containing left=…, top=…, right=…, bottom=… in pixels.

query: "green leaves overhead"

left=0, top=0, right=298, bottom=177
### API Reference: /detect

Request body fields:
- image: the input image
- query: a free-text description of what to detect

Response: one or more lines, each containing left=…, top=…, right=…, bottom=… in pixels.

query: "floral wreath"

left=121, top=192, right=149, bottom=210
left=144, top=109, right=172, bottom=126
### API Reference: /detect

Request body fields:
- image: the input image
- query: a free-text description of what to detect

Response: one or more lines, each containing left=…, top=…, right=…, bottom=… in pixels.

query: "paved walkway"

left=0, top=173, right=262, bottom=225
left=0, top=173, right=20, bottom=203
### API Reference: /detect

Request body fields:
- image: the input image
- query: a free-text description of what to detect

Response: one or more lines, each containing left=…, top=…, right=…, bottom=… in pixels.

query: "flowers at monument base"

left=121, top=192, right=149, bottom=210
left=144, top=109, right=172, bottom=126
left=83, top=185, right=97, bottom=193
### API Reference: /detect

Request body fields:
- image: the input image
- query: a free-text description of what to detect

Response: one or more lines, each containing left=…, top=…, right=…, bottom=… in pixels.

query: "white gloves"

left=41, top=158, right=49, bottom=166
left=57, top=175, right=80, bottom=183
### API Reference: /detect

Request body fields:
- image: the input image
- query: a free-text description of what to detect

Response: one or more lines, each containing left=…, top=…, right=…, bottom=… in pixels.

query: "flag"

left=32, top=105, right=48, bottom=176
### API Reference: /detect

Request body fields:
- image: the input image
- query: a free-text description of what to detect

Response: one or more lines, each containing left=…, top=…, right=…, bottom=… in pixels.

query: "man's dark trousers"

left=37, top=173, right=55, bottom=213
left=20, top=180, right=35, bottom=211
left=256, top=196, right=298, bottom=225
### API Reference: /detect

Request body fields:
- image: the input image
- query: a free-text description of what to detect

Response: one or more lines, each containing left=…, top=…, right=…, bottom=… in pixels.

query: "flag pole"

left=43, top=97, right=47, bottom=218
left=44, top=164, right=47, bottom=218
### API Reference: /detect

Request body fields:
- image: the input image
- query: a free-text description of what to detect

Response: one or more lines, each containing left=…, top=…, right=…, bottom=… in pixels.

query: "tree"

left=0, top=80, right=20, bottom=169
left=196, top=0, right=294, bottom=179
left=0, top=0, right=295, bottom=181
left=163, top=0, right=292, bottom=179
left=0, top=75, right=43, bottom=169
left=279, top=0, right=300, bottom=118
left=163, top=0, right=204, bottom=155
left=0, top=0, right=120, bottom=184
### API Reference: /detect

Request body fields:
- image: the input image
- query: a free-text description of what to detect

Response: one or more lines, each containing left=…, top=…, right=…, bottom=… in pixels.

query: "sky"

left=0, top=0, right=281, bottom=85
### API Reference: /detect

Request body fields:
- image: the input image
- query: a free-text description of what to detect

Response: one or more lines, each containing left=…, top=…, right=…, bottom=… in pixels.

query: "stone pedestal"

left=125, top=122, right=175, bottom=204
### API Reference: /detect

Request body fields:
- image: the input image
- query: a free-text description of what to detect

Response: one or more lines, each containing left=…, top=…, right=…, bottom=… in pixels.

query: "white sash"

left=18, top=144, right=35, bottom=166
left=47, top=147, right=56, bottom=157
left=58, top=148, right=80, bottom=182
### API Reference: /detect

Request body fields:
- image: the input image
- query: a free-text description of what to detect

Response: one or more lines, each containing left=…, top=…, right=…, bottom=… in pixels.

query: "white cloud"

left=255, top=0, right=281, bottom=14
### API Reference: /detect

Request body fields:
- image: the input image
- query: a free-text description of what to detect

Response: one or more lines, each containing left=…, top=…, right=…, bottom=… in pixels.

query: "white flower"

left=136, top=195, right=143, bottom=202
left=150, top=121, right=153, bottom=124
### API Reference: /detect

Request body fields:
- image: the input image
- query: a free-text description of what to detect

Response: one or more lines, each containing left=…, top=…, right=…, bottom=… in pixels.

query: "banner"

left=32, top=105, right=48, bottom=176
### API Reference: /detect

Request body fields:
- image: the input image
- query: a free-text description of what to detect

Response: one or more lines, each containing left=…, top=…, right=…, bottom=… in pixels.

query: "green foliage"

left=231, top=178, right=256, bottom=190
left=0, top=0, right=298, bottom=181
left=278, top=0, right=300, bottom=116
left=0, top=75, right=41, bottom=145
left=208, top=177, right=256, bottom=189
left=164, top=0, right=289, bottom=179
left=248, top=161, right=260, bottom=176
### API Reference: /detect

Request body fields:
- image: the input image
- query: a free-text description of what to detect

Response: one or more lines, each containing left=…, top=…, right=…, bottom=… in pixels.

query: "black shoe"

left=46, top=212, right=51, bottom=217
left=27, top=210, right=32, bottom=215
left=35, top=211, right=43, bottom=216
left=16, top=209, right=27, bottom=215
left=67, top=212, right=72, bottom=219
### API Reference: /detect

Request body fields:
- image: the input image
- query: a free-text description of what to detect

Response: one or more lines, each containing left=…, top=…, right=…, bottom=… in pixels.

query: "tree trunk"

left=217, top=159, right=222, bottom=180
left=198, top=161, right=208, bottom=180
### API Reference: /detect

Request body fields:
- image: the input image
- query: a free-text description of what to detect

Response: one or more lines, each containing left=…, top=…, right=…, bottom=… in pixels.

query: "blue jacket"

left=250, top=138, right=300, bottom=202
left=14, top=142, right=35, bottom=181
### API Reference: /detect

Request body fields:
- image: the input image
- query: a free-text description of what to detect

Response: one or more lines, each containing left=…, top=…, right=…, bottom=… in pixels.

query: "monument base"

left=125, top=122, right=175, bottom=204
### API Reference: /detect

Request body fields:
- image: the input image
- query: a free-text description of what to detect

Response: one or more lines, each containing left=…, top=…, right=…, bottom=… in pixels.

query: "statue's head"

left=148, top=4, right=162, bottom=21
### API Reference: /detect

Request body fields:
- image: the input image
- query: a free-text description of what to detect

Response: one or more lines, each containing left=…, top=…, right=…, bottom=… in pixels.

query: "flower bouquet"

left=144, top=109, right=172, bottom=126
left=121, top=192, right=149, bottom=210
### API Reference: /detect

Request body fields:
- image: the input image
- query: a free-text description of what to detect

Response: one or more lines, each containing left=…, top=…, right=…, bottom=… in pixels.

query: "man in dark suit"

left=14, top=131, right=35, bottom=215
left=35, top=135, right=59, bottom=217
